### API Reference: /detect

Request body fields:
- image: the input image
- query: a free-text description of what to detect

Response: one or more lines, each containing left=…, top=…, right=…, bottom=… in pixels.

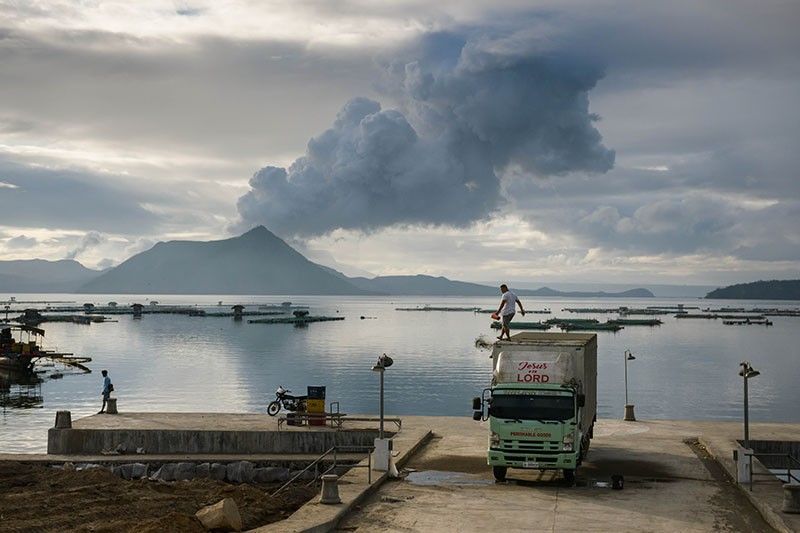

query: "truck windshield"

left=490, top=394, right=574, bottom=421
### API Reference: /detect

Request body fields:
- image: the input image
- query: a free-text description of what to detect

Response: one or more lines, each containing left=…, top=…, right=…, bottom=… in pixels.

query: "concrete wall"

left=48, top=428, right=384, bottom=455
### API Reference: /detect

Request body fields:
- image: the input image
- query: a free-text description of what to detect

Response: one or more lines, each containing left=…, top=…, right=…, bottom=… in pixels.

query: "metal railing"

left=271, top=444, right=374, bottom=497
left=277, top=412, right=402, bottom=431
left=749, top=452, right=800, bottom=491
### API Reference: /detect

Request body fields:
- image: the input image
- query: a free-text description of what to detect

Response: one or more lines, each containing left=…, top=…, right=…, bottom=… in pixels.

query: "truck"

left=472, top=332, right=597, bottom=482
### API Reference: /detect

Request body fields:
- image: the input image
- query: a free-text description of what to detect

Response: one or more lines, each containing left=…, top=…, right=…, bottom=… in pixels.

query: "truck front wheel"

left=563, top=469, right=576, bottom=484
left=493, top=466, right=507, bottom=482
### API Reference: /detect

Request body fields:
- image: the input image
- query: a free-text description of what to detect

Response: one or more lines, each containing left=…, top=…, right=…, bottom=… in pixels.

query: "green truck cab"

left=473, top=332, right=598, bottom=482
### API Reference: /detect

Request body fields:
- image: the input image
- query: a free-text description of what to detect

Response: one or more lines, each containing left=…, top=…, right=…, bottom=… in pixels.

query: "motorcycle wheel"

left=267, top=401, right=280, bottom=416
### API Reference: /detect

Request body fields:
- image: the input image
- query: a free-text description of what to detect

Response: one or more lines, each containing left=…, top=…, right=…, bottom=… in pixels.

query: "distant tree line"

left=706, top=280, right=800, bottom=300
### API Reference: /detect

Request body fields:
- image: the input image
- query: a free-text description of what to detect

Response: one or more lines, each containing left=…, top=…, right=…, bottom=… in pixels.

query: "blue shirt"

left=102, top=376, right=111, bottom=394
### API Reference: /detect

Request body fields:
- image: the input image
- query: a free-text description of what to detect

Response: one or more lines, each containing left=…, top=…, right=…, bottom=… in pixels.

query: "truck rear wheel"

left=563, top=469, right=576, bottom=484
left=493, top=466, right=507, bottom=482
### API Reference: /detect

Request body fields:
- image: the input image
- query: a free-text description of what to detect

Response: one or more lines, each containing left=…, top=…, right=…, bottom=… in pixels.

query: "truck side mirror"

left=472, top=410, right=482, bottom=421
left=577, top=394, right=586, bottom=407
left=472, top=397, right=482, bottom=410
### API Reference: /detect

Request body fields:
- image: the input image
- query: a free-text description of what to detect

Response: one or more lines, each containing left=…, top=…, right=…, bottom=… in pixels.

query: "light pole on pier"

left=372, top=353, right=394, bottom=471
left=739, top=361, right=760, bottom=449
left=624, top=349, right=636, bottom=421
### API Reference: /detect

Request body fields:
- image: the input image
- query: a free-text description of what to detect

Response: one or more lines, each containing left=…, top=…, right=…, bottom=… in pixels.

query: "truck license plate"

left=523, top=461, right=540, bottom=468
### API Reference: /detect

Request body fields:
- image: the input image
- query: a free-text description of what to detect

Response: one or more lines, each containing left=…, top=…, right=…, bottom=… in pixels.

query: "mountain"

left=347, top=275, right=654, bottom=298
left=79, top=226, right=371, bottom=295
left=524, top=286, right=654, bottom=298
left=706, top=280, right=800, bottom=300
left=349, top=275, right=502, bottom=296
left=0, top=259, right=101, bottom=292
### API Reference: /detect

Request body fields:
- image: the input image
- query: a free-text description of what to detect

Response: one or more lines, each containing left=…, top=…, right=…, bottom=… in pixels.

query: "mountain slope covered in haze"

left=706, top=280, right=800, bottom=300
left=79, top=226, right=371, bottom=295
left=0, top=259, right=101, bottom=292
left=348, top=275, right=654, bottom=297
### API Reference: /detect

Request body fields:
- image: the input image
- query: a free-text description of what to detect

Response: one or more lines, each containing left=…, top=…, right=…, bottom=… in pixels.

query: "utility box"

left=307, top=386, right=326, bottom=426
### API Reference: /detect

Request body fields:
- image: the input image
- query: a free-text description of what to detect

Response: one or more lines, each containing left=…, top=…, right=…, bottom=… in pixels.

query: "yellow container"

left=306, top=399, right=325, bottom=413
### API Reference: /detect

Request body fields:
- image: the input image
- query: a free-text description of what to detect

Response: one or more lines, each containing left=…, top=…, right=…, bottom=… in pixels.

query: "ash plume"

left=237, top=30, right=615, bottom=237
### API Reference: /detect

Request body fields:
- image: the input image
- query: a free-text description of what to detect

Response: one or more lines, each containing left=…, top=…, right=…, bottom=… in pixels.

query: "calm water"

left=2, top=294, right=799, bottom=453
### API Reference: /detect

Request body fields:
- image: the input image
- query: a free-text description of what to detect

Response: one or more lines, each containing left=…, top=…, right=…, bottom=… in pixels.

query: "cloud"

left=64, top=231, right=105, bottom=260
left=236, top=29, right=614, bottom=236
left=4, top=234, right=38, bottom=249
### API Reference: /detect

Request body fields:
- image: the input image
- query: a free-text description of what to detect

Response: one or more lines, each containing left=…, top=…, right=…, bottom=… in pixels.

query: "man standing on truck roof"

left=496, top=284, right=525, bottom=341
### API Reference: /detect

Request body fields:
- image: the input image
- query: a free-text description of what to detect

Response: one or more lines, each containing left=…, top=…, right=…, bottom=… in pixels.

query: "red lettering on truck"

left=516, top=373, right=550, bottom=383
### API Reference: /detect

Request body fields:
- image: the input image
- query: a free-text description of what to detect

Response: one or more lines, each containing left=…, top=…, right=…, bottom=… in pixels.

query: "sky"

left=0, top=0, right=798, bottom=285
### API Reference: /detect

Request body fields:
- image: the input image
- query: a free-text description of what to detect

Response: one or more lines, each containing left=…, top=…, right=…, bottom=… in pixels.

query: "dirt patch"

left=0, top=462, right=315, bottom=532
left=408, top=454, right=489, bottom=474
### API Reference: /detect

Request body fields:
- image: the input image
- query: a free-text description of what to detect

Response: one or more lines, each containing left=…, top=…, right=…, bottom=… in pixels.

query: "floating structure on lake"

left=248, top=314, right=344, bottom=325
left=607, top=318, right=663, bottom=326
left=559, top=322, right=623, bottom=332
left=490, top=321, right=552, bottom=330
left=723, top=319, right=773, bottom=326
left=478, top=308, right=550, bottom=314
left=676, top=313, right=766, bottom=320
left=395, top=306, right=480, bottom=312
left=545, top=318, right=599, bottom=325
left=0, top=325, right=91, bottom=373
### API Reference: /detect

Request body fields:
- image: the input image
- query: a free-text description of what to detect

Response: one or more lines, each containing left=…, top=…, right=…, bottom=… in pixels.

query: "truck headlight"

left=490, top=431, right=500, bottom=447
left=563, top=434, right=574, bottom=451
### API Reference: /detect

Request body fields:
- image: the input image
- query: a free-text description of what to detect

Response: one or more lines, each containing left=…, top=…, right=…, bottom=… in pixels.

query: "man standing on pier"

left=496, top=284, right=525, bottom=341
left=99, top=370, right=113, bottom=414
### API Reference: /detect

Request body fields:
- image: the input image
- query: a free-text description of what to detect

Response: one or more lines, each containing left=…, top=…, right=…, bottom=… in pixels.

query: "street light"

left=372, top=353, right=394, bottom=471
left=739, top=361, right=760, bottom=449
left=371, top=353, right=394, bottom=439
left=624, top=349, right=636, bottom=421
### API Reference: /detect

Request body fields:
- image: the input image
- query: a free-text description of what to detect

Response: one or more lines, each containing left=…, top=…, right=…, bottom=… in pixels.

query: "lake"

left=2, top=294, right=799, bottom=453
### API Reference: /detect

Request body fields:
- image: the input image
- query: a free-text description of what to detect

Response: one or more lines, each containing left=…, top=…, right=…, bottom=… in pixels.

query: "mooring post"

left=319, top=474, right=342, bottom=504
left=54, top=410, right=72, bottom=429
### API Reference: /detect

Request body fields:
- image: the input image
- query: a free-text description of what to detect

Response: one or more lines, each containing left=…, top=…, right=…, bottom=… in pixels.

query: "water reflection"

left=0, top=369, right=43, bottom=410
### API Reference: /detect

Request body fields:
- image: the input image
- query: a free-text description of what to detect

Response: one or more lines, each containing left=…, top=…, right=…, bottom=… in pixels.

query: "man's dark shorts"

left=502, top=313, right=515, bottom=326
left=102, top=391, right=110, bottom=400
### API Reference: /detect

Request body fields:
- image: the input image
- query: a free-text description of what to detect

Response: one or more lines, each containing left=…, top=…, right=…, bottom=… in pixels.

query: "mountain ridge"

left=706, top=279, right=800, bottom=300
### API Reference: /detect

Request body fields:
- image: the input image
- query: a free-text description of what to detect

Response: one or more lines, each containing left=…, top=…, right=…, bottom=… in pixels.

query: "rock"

left=210, top=463, right=227, bottom=481
left=115, top=443, right=128, bottom=454
left=130, top=463, right=148, bottom=479
left=253, top=467, right=290, bottom=483
left=225, top=461, right=255, bottom=484
left=174, top=462, right=197, bottom=481
left=150, top=463, right=177, bottom=481
left=136, top=447, right=146, bottom=455
left=195, top=498, right=242, bottom=532
left=76, top=463, right=104, bottom=471
left=62, top=462, right=75, bottom=471
left=195, top=463, right=211, bottom=478
left=112, top=463, right=148, bottom=480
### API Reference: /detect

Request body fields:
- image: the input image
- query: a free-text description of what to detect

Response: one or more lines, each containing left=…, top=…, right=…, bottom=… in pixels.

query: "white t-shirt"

left=500, top=291, right=518, bottom=316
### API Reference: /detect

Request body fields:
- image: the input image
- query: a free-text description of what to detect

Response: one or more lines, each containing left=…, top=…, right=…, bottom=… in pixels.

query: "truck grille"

left=499, top=440, right=560, bottom=452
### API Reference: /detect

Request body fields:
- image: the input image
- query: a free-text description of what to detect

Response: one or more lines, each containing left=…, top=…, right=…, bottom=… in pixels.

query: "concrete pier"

left=47, top=412, right=384, bottom=455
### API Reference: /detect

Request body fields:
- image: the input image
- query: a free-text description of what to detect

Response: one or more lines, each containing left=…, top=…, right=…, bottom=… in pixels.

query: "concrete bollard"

left=319, top=474, right=342, bottom=504
left=623, top=404, right=636, bottom=421
left=106, top=398, right=118, bottom=415
left=54, top=410, right=72, bottom=429
left=783, top=484, right=800, bottom=514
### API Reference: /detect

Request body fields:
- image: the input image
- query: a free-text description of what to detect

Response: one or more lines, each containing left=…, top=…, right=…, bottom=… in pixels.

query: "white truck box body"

left=490, top=332, right=597, bottom=433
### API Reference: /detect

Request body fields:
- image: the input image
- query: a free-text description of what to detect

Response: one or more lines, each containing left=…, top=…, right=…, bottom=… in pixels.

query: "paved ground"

left=338, top=418, right=778, bottom=533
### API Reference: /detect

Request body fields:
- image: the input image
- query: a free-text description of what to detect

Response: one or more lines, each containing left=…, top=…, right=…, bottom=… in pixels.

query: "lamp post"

left=739, top=361, right=760, bottom=449
left=372, top=353, right=394, bottom=470
left=624, top=349, right=636, bottom=421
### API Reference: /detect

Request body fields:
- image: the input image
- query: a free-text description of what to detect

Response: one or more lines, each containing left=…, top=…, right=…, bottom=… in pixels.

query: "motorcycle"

left=267, top=385, right=307, bottom=416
